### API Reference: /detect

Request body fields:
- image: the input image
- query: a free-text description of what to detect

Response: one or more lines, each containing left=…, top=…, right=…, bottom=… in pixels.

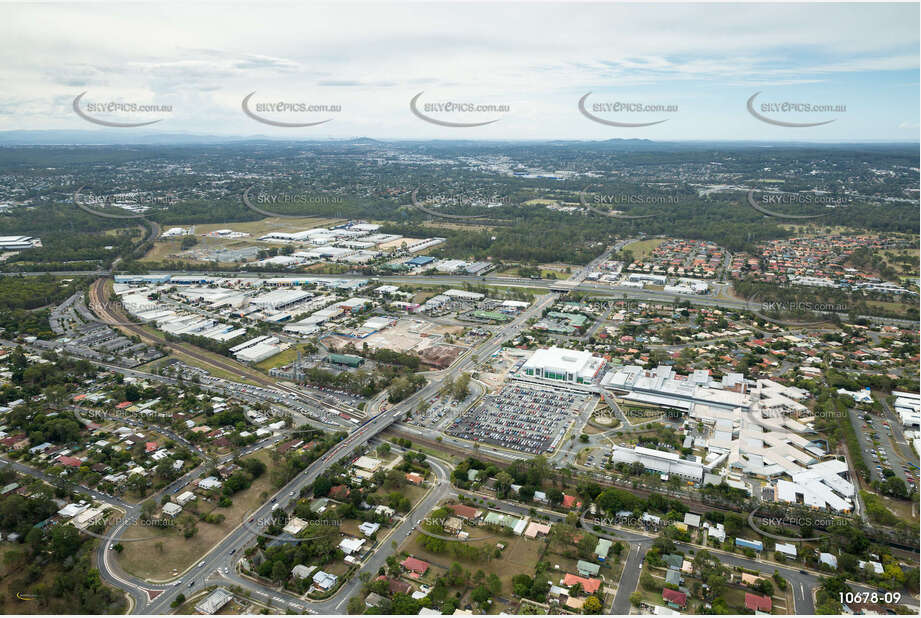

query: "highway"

left=5, top=267, right=914, bottom=328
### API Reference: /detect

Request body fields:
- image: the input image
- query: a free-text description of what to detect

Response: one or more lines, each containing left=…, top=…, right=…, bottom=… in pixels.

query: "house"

left=162, top=502, right=182, bottom=517
left=524, top=521, right=551, bottom=539
left=56, top=455, right=82, bottom=468
left=683, top=512, right=701, bottom=528
left=663, top=554, right=684, bottom=570
left=819, top=552, right=838, bottom=569
left=376, top=575, right=412, bottom=595
left=444, top=517, right=464, bottom=535
left=374, top=504, right=395, bottom=519
left=735, top=538, right=763, bottom=552
left=401, top=556, right=430, bottom=576
left=175, top=491, right=196, bottom=506
left=707, top=522, right=726, bottom=542
left=745, top=593, right=772, bottom=613
left=405, top=472, right=424, bottom=485
left=195, top=587, right=232, bottom=614
left=283, top=517, right=308, bottom=535
left=446, top=503, right=480, bottom=520
left=291, top=564, right=316, bottom=579
left=595, top=538, right=613, bottom=561
left=198, top=476, right=223, bottom=490
left=358, top=522, right=380, bottom=537
left=576, top=560, right=600, bottom=577
left=339, top=537, right=365, bottom=555
left=312, top=570, right=338, bottom=590
left=662, top=588, right=687, bottom=609
left=364, top=592, right=388, bottom=608
left=741, top=573, right=763, bottom=586
left=562, top=494, right=581, bottom=509
left=665, top=568, right=682, bottom=587
left=858, top=560, right=884, bottom=575
left=329, top=485, right=351, bottom=500
left=562, top=573, right=601, bottom=595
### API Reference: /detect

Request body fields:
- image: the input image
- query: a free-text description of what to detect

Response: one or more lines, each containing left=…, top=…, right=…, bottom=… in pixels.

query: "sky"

left=0, top=2, right=918, bottom=141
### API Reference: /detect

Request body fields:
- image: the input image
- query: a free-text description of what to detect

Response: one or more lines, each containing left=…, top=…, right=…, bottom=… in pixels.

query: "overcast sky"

left=1, top=2, right=918, bottom=141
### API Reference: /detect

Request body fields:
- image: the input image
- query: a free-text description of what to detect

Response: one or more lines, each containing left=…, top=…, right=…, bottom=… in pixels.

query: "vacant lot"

left=400, top=524, right=545, bottom=595
left=117, top=451, right=279, bottom=580
left=624, top=238, right=665, bottom=260
left=195, top=216, right=344, bottom=237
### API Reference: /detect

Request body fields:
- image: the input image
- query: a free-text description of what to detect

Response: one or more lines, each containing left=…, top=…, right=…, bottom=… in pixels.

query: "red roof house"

left=145, top=442, right=158, bottom=453
left=662, top=588, right=687, bottom=608
left=329, top=485, right=351, bottom=500
left=745, top=593, right=772, bottom=612
left=563, top=573, right=601, bottom=595
left=562, top=494, right=581, bottom=509
left=56, top=455, right=82, bottom=468
left=400, top=556, right=430, bottom=575
left=446, top=503, right=480, bottom=520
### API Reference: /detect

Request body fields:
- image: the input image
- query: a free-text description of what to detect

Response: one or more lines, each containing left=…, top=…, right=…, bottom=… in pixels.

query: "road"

left=92, top=290, right=553, bottom=613
left=6, top=268, right=914, bottom=328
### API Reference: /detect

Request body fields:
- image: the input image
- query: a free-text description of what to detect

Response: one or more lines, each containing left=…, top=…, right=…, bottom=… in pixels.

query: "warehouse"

left=235, top=342, right=283, bottom=363
left=0, top=235, right=42, bottom=250
left=444, top=289, right=485, bottom=301
left=406, top=255, right=435, bottom=267
left=521, top=346, right=606, bottom=385
left=250, top=289, right=312, bottom=310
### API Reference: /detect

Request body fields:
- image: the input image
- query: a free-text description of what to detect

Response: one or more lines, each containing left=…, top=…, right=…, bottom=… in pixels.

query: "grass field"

left=254, top=343, right=311, bottom=371
left=623, top=238, right=665, bottom=260
left=116, top=451, right=279, bottom=580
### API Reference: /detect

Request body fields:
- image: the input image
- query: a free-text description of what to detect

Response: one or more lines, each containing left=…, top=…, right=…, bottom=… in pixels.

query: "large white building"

left=0, top=235, right=41, bottom=250
left=522, top=347, right=606, bottom=385
left=610, top=445, right=705, bottom=483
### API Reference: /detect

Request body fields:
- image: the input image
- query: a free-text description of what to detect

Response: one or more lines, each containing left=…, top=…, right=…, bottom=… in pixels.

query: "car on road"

left=189, top=581, right=195, bottom=587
